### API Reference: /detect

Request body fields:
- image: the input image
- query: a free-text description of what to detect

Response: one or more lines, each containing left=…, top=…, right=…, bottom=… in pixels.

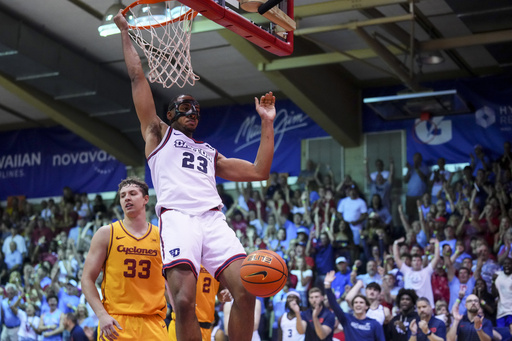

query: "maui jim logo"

left=234, top=108, right=308, bottom=152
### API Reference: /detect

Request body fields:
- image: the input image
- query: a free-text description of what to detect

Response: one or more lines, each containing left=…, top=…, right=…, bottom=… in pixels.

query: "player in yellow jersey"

left=168, top=266, right=230, bottom=341
left=81, top=177, right=167, bottom=341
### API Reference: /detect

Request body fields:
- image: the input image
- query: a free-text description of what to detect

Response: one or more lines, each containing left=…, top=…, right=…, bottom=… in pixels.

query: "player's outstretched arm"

left=217, top=92, right=275, bottom=182
left=82, top=225, right=122, bottom=341
left=114, top=10, right=162, bottom=151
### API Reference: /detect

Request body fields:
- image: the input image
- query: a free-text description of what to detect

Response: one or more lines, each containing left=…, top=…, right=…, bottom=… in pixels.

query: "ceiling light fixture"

left=98, top=0, right=133, bottom=37
left=419, top=50, right=445, bottom=65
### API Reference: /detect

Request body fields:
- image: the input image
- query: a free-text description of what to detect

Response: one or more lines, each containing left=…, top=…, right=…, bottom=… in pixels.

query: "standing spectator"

left=39, top=295, right=65, bottom=341
left=473, top=278, right=495, bottom=325
left=447, top=294, right=493, bottom=341
left=64, top=313, right=88, bottom=341
left=290, top=257, right=313, bottom=305
left=306, top=229, right=334, bottom=289
left=11, top=300, right=40, bottom=341
left=353, top=260, right=382, bottom=287
left=409, top=297, right=446, bottom=341
left=474, top=244, right=501, bottom=292
left=297, top=287, right=335, bottom=341
left=296, top=160, right=317, bottom=192
left=445, top=251, right=475, bottom=315
left=393, top=237, right=440, bottom=307
left=278, top=292, right=304, bottom=341
left=324, top=272, right=385, bottom=341
left=386, top=289, right=419, bottom=341
left=404, top=153, right=429, bottom=222
left=366, top=158, right=394, bottom=210
left=430, top=157, right=453, bottom=202
left=470, top=145, right=491, bottom=177
left=346, top=281, right=391, bottom=325
left=1, top=283, right=21, bottom=341
left=330, top=257, right=352, bottom=304
left=431, top=257, right=450, bottom=306
left=337, top=185, right=368, bottom=247
left=492, top=257, right=512, bottom=336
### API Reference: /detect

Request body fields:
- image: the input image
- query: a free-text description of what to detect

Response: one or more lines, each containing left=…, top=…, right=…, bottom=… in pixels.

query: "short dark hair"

left=66, top=312, right=78, bottom=325
left=366, top=282, right=381, bottom=293
left=417, top=297, right=431, bottom=306
left=118, top=177, right=149, bottom=197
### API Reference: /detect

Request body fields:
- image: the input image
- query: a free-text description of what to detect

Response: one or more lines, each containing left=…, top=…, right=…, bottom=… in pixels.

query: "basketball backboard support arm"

left=180, top=0, right=294, bottom=56
left=239, top=0, right=296, bottom=31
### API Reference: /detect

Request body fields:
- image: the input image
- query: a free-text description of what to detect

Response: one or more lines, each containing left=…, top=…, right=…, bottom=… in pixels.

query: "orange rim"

left=122, top=0, right=198, bottom=30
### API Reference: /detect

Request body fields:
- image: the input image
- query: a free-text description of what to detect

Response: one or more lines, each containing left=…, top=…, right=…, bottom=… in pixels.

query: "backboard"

left=180, top=0, right=294, bottom=56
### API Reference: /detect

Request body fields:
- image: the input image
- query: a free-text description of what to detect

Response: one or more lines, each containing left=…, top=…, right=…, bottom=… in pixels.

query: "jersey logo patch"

left=116, top=236, right=125, bottom=240
left=169, top=248, right=180, bottom=257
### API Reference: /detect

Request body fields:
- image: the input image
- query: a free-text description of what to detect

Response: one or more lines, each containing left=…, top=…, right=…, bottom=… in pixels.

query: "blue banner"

left=363, top=75, right=512, bottom=166
left=145, top=99, right=328, bottom=187
left=0, top=126, right=127, bottom=200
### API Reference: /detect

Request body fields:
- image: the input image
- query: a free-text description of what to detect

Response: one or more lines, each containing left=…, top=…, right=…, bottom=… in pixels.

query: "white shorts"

left=159, top=208, right=246, bottom=279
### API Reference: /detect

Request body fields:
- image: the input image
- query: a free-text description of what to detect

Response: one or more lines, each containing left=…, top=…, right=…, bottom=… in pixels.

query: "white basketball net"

left=127, top=2, right=199, bottom=88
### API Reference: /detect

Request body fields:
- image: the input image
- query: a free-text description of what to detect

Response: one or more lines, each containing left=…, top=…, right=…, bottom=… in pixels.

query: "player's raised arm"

left=217, top=92, right=275, bottom=181
left=114, top=10, right=162, bottom=149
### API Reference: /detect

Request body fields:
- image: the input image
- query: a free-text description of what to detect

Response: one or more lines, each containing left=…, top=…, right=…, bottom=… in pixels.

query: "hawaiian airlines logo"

left=234, top=108, right=309, bottom=152
left=244, top=271, right=268, bottom=280
left=117, top=245, right=157, bottom=256
left=413, top=116, right=452, bottom=145
left=475, top=106, right=496, bottom=128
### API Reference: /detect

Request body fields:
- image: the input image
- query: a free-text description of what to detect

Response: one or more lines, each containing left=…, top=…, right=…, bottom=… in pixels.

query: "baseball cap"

left=297, top=227, right=309, bottom=236
left=336, top=256, right=347, bottom=264
left=285, top=290, right=301, bottom=299
left=67, top=279, right=78, bottom=287
left=435, top=216, right=447, bottom=223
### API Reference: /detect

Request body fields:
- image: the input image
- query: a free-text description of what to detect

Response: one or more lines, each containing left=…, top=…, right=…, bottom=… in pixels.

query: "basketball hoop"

left=122, top=0, right=200, bottom=88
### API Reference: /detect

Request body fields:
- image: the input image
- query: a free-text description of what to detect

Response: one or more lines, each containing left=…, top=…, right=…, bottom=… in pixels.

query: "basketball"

left=240, top=250, right=288, bottom=297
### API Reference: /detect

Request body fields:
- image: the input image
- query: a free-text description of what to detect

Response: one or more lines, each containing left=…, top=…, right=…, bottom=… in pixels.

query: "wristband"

left=475, top=326, right=483, bottom=331
left=426, top=330, right=432, bottom=336
left=455, top=298, right=461, bottom=303
left=323, top=282, right=330, bottom=286
left=411, top=333, right=417, bottom=336
left=480, top=300, right=486, bottom=306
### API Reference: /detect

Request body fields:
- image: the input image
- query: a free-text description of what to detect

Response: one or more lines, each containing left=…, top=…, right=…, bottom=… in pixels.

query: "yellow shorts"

left=97, top=314, right=167, bottom=341
left=168, top=312, right=212, bottom=341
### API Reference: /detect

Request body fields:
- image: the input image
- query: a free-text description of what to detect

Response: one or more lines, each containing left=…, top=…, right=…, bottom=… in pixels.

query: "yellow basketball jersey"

left=196, top=266, right=219, bottom=323
left=101, top=221, right=167, bottom=319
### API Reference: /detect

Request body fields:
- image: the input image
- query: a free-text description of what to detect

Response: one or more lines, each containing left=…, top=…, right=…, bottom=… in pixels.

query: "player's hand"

left=312, top=303, right=322, bottom=318
left=255, top=92, right=276, bottom=122
left=218, top=288, right=233, bottom=302
left=114, top=10, right=129, bottom=32
left=99, top=314, right=122, bottom=341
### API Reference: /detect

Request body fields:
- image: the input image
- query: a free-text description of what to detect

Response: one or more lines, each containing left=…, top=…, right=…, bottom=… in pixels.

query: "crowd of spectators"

left=0, top=142, right=511, bottom=341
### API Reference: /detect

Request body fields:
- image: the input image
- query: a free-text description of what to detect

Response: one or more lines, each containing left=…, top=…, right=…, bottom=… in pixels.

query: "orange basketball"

left=240, top=250, right=288, bottom=297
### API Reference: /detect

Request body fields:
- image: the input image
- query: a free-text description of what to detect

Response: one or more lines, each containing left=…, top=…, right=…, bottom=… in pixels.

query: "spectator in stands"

left=386, top=288, right=419, bottom=341
left=346, top=280, right=391, bottom=325
left=393, top=237, right=440, bottom=307
left=330, top=256, right=351, bottom=304
left=474, top=244, right=501, bottom=292
left=2, top=223, right=27, bottom=259
left=366, top=158, right=394, bottom=210
left=470, top=145, right=491, bottom=177
left=473, top=278, right=495, bottom=325
left=290, top=256, right=313, bottom=305
left=404, top=152, right=429, bottom=222
left=445, top=249, right=475, bottom=315
left=1, top=283, right=22, bottom=339
left=295, top=287, right=335, bottom=341
left=409, top=297, right=446, bottom=341
left=353, top=259, right=382, bottom=287
left=448, top=294, right=493, bottom=341
left=306, top=228, right=334, bottom=289
left=337, top=185, right=368, bottom=247
left=296, top=160, right=317, bottom=192
left=492, top=257, right=512, bottom=335
left=431, top=257, right=450, bottom=306
left=430, top=157, right=453, bottom=203
left=278, top=291, right=304, bottom=341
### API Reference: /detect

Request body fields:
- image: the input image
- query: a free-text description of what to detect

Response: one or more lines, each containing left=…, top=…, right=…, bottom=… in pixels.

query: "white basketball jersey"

left=148, top=127, right=223, bottom=216
left=280, top=315, right=305, bottom=341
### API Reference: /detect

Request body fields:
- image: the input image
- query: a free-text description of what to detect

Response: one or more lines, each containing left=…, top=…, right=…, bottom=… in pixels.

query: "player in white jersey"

left=279, top=292, right=305, bottom=341
left=114, top=11, right=276, bottom=341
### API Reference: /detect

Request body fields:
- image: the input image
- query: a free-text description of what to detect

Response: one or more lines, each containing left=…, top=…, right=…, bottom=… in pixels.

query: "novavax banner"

left=0, top=126, right=126, bottom=200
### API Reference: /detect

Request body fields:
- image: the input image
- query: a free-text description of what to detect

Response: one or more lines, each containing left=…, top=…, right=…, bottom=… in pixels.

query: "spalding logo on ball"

left=240, top=250, right=288, bottom=297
